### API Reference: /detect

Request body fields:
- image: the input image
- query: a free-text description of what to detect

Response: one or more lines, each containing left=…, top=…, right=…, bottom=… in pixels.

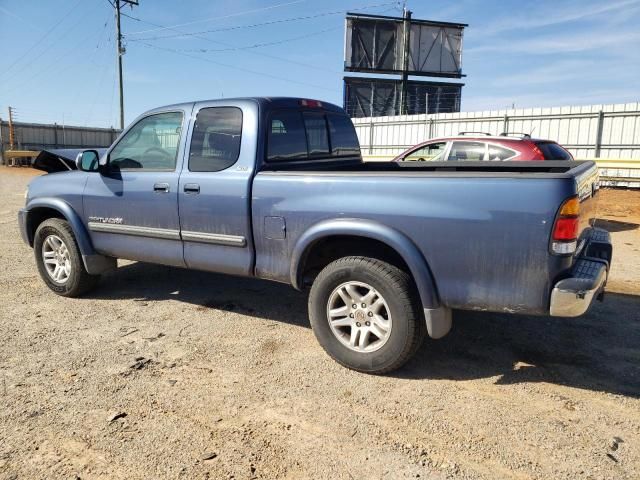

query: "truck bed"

left=261, top=159, right=590, bottom=177
left=252, top=160, right=599, bottom=315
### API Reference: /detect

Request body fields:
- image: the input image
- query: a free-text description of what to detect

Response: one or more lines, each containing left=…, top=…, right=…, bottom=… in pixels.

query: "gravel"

left=0, top=167, right=639, bottom=479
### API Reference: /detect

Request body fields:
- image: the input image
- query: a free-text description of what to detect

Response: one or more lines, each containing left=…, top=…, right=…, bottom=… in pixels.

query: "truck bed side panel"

left=252, top=172, right=575, bottom=314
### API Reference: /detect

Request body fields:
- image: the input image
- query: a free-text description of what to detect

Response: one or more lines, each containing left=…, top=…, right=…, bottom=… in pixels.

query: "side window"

left=109, top=112, right=183, bottom=170
left=404, top=142, right=447, bottom=161
left=447, top=141, right=487, bottom=161
left=488, top=144, right=517, bottom=161
left=189, top=107, right=243, bottom=172
left=326, top=113, right=360, bottom=157
left=303, top=112, right=330, bottom=157
left=267, top=111, right=307, bottom=162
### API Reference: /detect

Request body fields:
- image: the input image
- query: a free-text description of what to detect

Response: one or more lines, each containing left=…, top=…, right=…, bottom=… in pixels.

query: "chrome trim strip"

left=181, top=231, right=246, bottom=247
left=88, top=222, right=180, bottom=240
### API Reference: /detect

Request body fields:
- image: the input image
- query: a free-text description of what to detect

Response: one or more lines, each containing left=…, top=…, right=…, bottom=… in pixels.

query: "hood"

left=32, top=148, right=107, bottom=173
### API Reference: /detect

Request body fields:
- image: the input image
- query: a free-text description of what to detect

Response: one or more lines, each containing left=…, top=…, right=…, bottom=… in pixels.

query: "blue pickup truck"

left=19, top=97, right=612, bottom=373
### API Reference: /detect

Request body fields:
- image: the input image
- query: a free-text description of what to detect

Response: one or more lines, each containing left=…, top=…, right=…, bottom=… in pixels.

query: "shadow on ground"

left=96, top=261, right=310, bottom=327
left=92, top=262, right=640, bottom=398
left=593, top=218, right=639, bottom=232
left=403, top=293, right=640, bottom=398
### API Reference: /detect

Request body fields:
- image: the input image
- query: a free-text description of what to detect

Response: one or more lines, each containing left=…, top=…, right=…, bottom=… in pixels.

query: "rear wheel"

left=34, top=218, right=99, bottom=297
left=308, top=256, right=425, bottom=374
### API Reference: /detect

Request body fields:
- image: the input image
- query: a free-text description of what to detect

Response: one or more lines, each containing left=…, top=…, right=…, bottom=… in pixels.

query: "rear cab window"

left=267, top=109, right=360, bottom=163
left=189, top=107, right=243, bottom=172
left=536, top=142, right=573, bottom=160
left=326, top=113, right=360, bottom=157
left=303, top=112, right=330, bottom=157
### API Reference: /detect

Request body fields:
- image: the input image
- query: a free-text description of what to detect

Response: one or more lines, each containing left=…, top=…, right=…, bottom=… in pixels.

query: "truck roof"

left=144, top=97, right=345, bottom=115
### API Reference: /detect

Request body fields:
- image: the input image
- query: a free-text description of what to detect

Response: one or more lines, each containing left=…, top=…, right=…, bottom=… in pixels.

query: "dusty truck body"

left=18, top=97, right=612, bottom=373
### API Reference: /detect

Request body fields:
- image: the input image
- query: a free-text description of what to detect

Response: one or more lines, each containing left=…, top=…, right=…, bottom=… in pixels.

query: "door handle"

left=153, top=182, right=170, bottom=193
left=184, top=183, right=200, bottom=194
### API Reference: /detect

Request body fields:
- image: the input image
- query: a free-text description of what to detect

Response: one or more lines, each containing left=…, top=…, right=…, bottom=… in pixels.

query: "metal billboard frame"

left=343, top=76, right=464, bottom=118
left=344, top=12, right=467, bottom=79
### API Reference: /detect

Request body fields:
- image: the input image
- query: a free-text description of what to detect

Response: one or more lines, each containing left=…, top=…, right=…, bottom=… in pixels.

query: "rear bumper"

left=17, top=208, right=31, bottom=246
left=549, top=228, right=611, bottom=317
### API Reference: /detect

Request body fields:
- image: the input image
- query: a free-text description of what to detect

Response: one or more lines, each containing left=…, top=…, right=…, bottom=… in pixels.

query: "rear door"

left=178, top=101, right=258, bottom=276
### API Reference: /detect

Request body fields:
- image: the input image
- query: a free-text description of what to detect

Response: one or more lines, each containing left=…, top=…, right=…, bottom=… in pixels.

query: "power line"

left=121, top=10, right=341, bottom=74
left=162, top=26, right=342, bottom=53
left=86, top=17, right=116, bottom=125
left=125, top=2, right=396, bottom=42
left=0, top=0, right=88, bottom=80
left=108, top=52, right=118, bottom=128
left=89, top=18, right=112, bottom=66
left=122, top=2, right=396, bottom=76
left=137, top=42, right=336, bottom=92
left=0, top=2, right=105, bottom=98
left=0, top=5, right=45, bottom=32
left=127, top=0, right=309, bottom=35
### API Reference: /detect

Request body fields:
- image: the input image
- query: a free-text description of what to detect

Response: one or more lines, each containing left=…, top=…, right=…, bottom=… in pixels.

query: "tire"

left=308, top=256, right=425, bottom=374
left=34, top=218, right=99, bottom=297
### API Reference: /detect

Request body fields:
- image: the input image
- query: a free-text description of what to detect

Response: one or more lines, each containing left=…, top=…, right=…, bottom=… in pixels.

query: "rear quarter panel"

left=252, top=172, right=576, bottom=314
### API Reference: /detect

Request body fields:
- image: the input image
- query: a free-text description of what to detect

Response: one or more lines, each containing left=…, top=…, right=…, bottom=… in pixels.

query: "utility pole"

left=0, top=116, right=4, bottom=165
left=112, top=0, right=138, bottom=129
left=399, top=7, right=412, bottom=115
left=8, top=107, right=15, bottom=150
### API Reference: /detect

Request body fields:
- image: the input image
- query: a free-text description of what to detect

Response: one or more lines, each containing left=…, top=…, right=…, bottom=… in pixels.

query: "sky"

left=1, top=0, right=639, bottom=128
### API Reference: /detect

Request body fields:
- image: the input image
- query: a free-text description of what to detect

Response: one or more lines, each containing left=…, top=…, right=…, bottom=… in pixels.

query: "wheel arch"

left=24, top=198, right=115, bottom=275
left=291, top=218, right=441, bottom=309
left=25, top=198, right=95, bottom=256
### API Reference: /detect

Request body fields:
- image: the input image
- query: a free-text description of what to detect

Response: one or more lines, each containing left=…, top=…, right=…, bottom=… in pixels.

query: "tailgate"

left=549, top=161, right=611, bottom=317
left=574, top=161, right=600, bottom=240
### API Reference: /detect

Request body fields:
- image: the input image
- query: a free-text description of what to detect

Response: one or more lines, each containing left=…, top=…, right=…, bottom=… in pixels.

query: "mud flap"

left=83, top=254, right=117, bottom=275
left=424, top=306, right=452, bottom=339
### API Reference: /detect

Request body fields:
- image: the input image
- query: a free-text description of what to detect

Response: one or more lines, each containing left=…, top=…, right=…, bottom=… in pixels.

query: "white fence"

left=352, top=102, right=640, bottom=187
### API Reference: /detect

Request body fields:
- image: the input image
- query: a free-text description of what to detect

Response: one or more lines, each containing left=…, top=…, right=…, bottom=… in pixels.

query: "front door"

left=84, top=110, right=187, bottom=267
left=178, top=102, right=255, bottom=276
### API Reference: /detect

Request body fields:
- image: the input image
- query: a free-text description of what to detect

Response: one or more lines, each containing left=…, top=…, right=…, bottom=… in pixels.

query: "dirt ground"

left=0, top=166, right=639, bottom=480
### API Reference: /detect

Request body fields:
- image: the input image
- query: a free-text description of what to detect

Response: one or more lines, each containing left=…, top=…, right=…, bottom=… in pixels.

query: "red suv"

left=393, top=132, right=574, bottom=162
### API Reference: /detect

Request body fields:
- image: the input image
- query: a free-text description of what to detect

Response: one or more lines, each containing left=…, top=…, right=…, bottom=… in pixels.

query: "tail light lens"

left=551, top=196, right=579, bottom=254
left=553, top=217, right=579, bottom=240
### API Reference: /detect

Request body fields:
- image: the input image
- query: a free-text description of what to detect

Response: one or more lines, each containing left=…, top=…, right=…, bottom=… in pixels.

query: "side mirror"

left=76, top=150, right=100, bottom=172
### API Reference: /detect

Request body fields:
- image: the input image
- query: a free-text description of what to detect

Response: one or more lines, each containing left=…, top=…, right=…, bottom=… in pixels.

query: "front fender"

left=24, top=197, right=115, bottom=275
left=290, top=218, right=441, bottom=309
left=25, top=197, right=94, bottom=255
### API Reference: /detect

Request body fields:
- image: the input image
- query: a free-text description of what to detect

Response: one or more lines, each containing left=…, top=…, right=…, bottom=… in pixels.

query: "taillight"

left=531, top=143, right=544, bottom=160
left=551, top=197, right=579, bottom=254
left=553, top=217, right=579, bottom=240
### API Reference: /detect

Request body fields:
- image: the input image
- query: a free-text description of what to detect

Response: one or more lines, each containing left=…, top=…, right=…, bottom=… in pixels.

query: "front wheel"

left=34, top=218, right=99, bottom=297
left=308, top=256, right=425, bottom=374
